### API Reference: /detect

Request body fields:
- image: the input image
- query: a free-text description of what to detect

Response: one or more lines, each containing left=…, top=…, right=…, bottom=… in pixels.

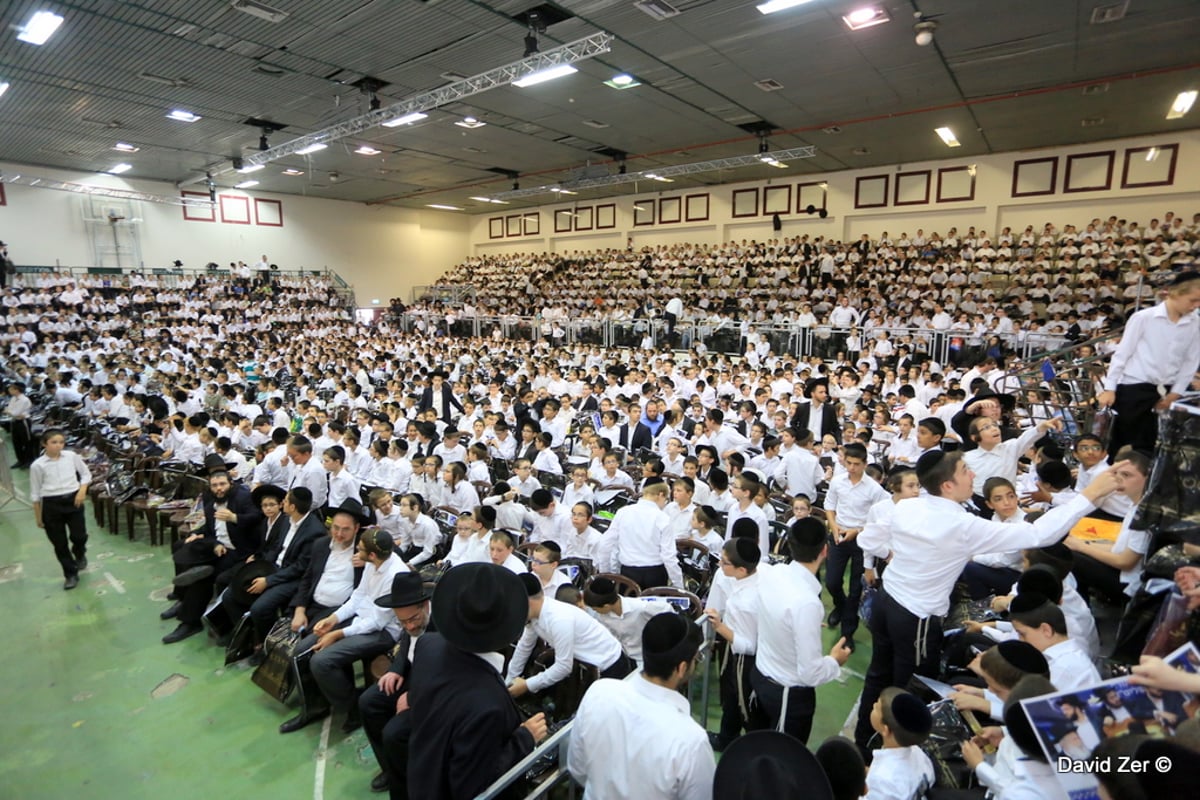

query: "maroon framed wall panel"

left=1011, top=157, right=1058, bottom=197
left=684, top=194, right=709, bottom=222
left=936, top=167, right=976, bottom=203
left=1063, top=150, right=1115, bottom=193
left=893, top=170, right=931, bottom=206
left=854, top=175, right=889, bottom=209
left=1121, top=144, right=1178, bottom=189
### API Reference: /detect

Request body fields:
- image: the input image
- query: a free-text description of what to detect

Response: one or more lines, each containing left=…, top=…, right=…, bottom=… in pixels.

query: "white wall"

left=0, top=162, right=470, bottom=305
left=467, top=130, right=1200, bottom=253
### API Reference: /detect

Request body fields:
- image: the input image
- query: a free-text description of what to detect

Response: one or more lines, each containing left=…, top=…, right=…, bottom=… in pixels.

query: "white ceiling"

left=1, top=0, right=1197, bottom=211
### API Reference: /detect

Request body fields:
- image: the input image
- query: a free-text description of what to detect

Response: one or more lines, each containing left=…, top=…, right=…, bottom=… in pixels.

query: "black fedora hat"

left=431, top=563, right=527, bottom=653
left=713, top=731, right=833, bottom=800
left=375, top=572, right=432, bottom=608
left=203, top=453, right=237, bottom=475
left=251, top=483, right=286, bottom=506
left=328, top=497, right=371, bottom=526
left=229, top=560, right=277, bottom=608
left=172, top=538, right=218, bottom=568
left=962, top=389, right=1017, bottom=415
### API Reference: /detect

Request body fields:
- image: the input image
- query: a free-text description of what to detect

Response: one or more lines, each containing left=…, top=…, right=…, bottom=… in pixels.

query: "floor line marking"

left=104, top=571, right=126, bottom=594
left=313, top=713, right=332, bottom=800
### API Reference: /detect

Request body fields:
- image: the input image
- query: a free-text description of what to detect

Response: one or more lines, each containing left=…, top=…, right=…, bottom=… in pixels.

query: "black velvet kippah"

left=518, top=572, right=542, bottom=597
left=916, top=449, right=946, bottom=478
left=889, top=692, right=932, bottom=737
left=790, top=517, right=826, bottom=548
left=1017, top=565, right=1062, bottom=604
left=1009, top=590, right=1050, bottom=615
left=733, top=537, right=761, bottom=564
left=642, top=611, right=690, bottom=656
left=996, top=640, right=1049, bottom=676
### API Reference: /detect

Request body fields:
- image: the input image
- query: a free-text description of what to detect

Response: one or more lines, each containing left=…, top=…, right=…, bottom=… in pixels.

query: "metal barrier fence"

left=474, top=616, right=717, bottom=800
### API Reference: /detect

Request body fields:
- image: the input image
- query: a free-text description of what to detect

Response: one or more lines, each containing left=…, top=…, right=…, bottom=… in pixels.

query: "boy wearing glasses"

left=1072, top=434, right=1134, bottom=518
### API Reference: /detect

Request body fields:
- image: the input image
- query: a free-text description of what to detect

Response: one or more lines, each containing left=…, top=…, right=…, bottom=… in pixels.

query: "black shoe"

left=370, top=772, right=389, bottom=793
left=173, top=565, right=215, bottom=588
left=166, top=590, right=178, bottom=601
left=279, top=709, right=329, bottom=734
left=75, top=555, right=87, bottom=570
left=162, top=623, right=203, bottom=644
left=340, top=714, right=362, bottom=734
left=160, top=601, right=182, bottom=620
left=64, top=575, right=80, bottom=591
left=827, top=607, right=843, bottom=628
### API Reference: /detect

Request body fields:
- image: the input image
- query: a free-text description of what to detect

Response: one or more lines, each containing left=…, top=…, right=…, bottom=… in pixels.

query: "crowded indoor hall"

left=2, top=2, right=1200, bottom=799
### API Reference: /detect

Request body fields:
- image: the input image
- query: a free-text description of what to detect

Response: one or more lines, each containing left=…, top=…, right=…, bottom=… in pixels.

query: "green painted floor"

left=0, top=455, right=869, bottom=799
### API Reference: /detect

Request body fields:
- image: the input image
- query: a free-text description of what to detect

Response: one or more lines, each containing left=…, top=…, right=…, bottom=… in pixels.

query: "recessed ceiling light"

left=382, top=111, right=427, bottom=127
left=454, top=116, right=487, bottom=129
left=113, top=142, right=139, bottom=152
left=843, top=7, right=889, bottom=30
left=935, top=126, right=961, bottom=147
left=235, top=179, right=259, bottom=189
left=166, top=109, right=201, bottom=122
left=106, top=163, right=132, bottom=174
left=282, top=168, right=305, bottom=175
left=0, top=81, right=9, bottom=100
left=295, top=142, right=327, bottom=155
left=756, top=0, right=816, bottom=15
left=237, top=164, right=264, bottom=174
left=16, top=10, right=64, bottom=46
left=512, top=64, right=577, bottom=88
left=604, top=73, right=641, bottom=90
left=427, top=204, right=462, bottom=211
left=355, top=145, right=381, bottom=155
left=1166, top=90, right=1197, bottom=120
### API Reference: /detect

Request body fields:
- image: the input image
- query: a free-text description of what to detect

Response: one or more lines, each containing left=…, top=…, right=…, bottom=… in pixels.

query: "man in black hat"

left=406, top=563, right=548, bottom=799
left=358, top=572, right=433, bottom=798
left=713, top=730, right=834, bottom=800
left=791, top=377, right=840, bottom=444
left=162, top=471, right=263, bottom=644
left=281, top=525, right=405, bottom=734
left=568, top=612, right=713, bottom=798
left=418, top=370, right=463, bottom=424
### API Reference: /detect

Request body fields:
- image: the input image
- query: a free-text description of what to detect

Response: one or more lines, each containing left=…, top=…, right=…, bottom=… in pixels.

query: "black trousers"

left=959, top=562, right=1021, bottom=600
left=41, top=494, right=88, bottom=578
left=716, top=649, right=768, bottom=747
left=359, top=683, right=412, bottom=800
left=620, top=564, right=670, bottom=590
left=854, top=588, right=943, bottom=748
left=824, top=537, right=863, bottom=637
left=171, top=540, right=245, bottom=626
left=749, top=668, right=816, bottom=744
left=11, top=418, right=36, bottom=465
left=599, top=653, right=635, bottom=680
left=1070, top=549, right=1126, bottom=605
left=1109, top=382, right=1162, bottom=459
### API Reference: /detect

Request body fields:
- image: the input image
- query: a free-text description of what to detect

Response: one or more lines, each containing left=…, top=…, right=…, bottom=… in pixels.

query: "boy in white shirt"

left=864, top=689, right=936, bottom=800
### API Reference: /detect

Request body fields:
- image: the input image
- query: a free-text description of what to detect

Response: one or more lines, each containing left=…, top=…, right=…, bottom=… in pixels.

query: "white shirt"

left=288, top=457, right=328, bottom=508
left=825, top=473, right=888, bottom=528
left=506, top=598, right=623, bottom=694
left=1112, top=503, right=1152, bottom=596
left=562, top=526, right=604, bottom=561
left=859, top=493, right=1095, bottom=618
left=529, top=506, right=575, bottom=545
left=1042, top=638, right=1100, bottom=692
left=30, top=450, right=93, bottom=501
left=963, top=423, right=1048, bottom=496
left=724, top=501, right=770, bottom=561
left=664, top=501, right=696, bottom=540
left=275, top=512, right=309, bottom=567
left=396, top=513, right=441, bottom=565
left=592, top=596, right=674, bottom=662
left=312, top=540, right=356, bottom=608
left=1102, top=300, right=1200, bottom=394
left=779, top=447, right=823, bottom=500
left=326, top=469, right=360, bottom=510
left=332, top=554, right=408, bottom=639
left=598, top=499, right=683, bottom=588
left=719, top=571, right=762, bottom=656
left=1075, top=460, right=1134, bottom=518
left=568, top=675, right=715, bottom=800
left=754, top=562, right=842, bottom=687
left=865, top=745, right=935, bottom=800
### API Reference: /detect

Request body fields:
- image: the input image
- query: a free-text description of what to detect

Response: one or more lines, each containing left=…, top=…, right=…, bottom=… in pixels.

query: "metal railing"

left=474, top=616, right=717, bottom=800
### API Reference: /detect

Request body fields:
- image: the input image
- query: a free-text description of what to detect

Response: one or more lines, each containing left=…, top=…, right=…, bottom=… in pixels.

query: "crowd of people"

left=5, top=213, right=1200, bottom=799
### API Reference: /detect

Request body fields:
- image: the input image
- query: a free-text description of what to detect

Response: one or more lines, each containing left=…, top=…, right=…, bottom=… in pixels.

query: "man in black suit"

left=243, top=486, right=326, bottom=641
left=618, top=403, right=653, bottom=452
left=162, top=471, right=264, bottom=644
left=407, top=564, right=548, bottom=799
left=790, top=377, right=841, bottom=444
left=286, top=500, right=363, bottom=640
left=417, top=370, right=463, bottom=424
left=358, top=573, right=433, bottom=798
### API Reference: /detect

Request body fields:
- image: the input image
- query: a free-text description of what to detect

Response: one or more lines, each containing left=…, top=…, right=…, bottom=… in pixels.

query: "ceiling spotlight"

left=934, top=126, right=961, bottom=147
left=455, top=116, right=487, bottom=129
left=381, top=111, right=428, bottom=127
left=524, top=33, right=539, bottom=57
left=235, top=179, right=259, bottom=189
left=295, top=142, right=328, bottom=155
left=106, top=163, right=133, bottom=175
left=355, top=145, right=381, bottom=155
left=604, top=73, right=641, bottom=90
left=913, top=15, right=939, bottom=46
left=843, top=7, right=890, bottom=30
left=166, top=109, right=201, bottom=122
left=328, top=171, right=340, bottom=182
left=1167, top=90, right=1197, bottom=120
left=113, top=142, right=139, bottom=152
left=259, top=133, right=270, bottom=151
left=369, top=94, right=381, bottom=111
left=16, top=10, right=65, bottom=46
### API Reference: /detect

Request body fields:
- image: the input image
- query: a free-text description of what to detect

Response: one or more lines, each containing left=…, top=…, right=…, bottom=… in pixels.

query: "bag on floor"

left=223, top=612, right=256, bottom=666
left=251, top=618, right=301, bottom=703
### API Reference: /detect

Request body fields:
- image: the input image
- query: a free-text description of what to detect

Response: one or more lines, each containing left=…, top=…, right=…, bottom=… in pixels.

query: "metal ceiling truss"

left=488, top=145, right=818, bottom=200
left=180, top=32, right=614, bottom=187
left=0, top=173, right=210, bottom=208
